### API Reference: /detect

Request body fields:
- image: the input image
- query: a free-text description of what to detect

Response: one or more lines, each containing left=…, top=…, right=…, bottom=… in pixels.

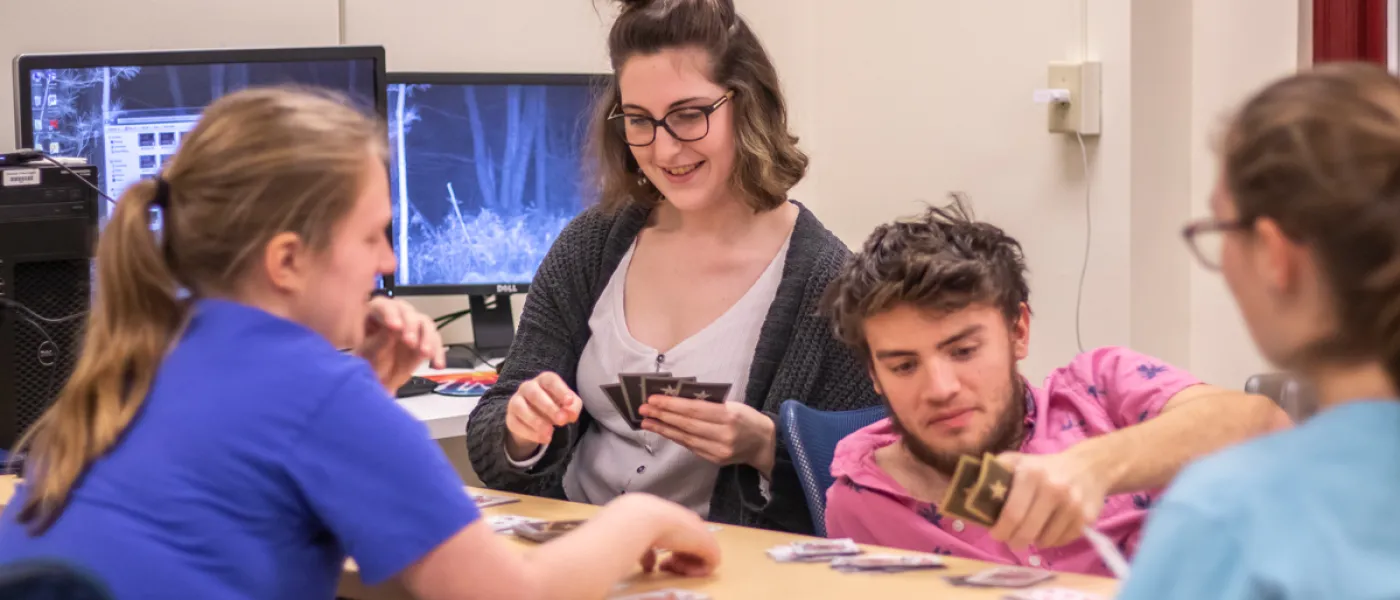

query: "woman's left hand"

left=638, top=396, right=776, bottom=476
left=356, top=296, right=447, bottom=392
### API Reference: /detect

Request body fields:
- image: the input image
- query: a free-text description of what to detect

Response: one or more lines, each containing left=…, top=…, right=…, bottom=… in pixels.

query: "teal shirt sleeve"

left=1117, top=500, right=1257, bottom=600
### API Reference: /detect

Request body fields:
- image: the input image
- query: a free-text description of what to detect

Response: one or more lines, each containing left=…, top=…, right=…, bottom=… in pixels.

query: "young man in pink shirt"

left=818, top=203, right=1290, bottom=577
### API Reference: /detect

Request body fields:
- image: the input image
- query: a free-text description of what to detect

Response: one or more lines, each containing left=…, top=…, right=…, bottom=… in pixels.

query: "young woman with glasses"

left=1120, top=62, right=1400, bottom=598
left=464, top=0, right=880, bottom=534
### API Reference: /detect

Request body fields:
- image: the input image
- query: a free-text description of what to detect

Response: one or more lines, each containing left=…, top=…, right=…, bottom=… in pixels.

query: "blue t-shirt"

left=0, top=299, right=480, bottom=599
left=1119, top=399, right=1400, bottom=599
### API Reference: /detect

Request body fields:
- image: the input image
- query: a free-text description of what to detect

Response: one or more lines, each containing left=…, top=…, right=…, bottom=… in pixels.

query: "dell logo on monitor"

left=495, top=284, right=519, bottom=294
left=37, top=341, right=57, bottom=367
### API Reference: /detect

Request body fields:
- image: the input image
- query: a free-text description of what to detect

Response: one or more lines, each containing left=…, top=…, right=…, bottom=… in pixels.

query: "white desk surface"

left=397, top=364, right=496, bottom=440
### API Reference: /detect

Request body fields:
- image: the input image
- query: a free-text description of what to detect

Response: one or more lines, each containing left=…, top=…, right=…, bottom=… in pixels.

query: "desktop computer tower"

left=0, top=163, right=99, bottom=451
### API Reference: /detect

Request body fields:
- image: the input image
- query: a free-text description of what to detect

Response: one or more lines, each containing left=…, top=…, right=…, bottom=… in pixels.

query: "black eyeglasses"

left=607, top=91, right=734, bottom=147
left=1181, top=218, right=1252, bottom=270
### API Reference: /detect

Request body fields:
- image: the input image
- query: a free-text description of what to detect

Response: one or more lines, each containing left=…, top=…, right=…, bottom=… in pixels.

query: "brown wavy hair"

left=1220, top=62, right=1400, bottom=389
left=586, top=0, right=808, bottom=213
left=820, top=196, right=1031, bottom=364
left=14, top=87, right=386, bottom=533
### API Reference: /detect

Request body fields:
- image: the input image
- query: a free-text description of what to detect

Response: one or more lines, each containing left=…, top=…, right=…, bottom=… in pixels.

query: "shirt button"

left=1029, top=555, right=1042, bottom=567
left=636, top=465, right=646, bottom=474
left=952, top=520, right=965, bottom=532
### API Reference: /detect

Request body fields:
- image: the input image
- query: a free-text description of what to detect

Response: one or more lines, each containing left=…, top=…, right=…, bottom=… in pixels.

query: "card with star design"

left=640, top=375, right=697, bottom=406
left=619, top=372, right=672, bottom=424
left=964, top=452, right=1015, bottom=525
left=673, top=381, right=732, bottom=403
left=939, top=454, right=994, bottom=528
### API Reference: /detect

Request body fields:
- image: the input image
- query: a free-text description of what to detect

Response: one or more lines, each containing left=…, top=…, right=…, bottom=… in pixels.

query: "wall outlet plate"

left=1047, top=61, right=1101, bottom=135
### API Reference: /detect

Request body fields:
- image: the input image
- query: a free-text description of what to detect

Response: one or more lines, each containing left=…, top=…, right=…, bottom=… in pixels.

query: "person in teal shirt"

left=1119, top=62, right=1400, bottom=599
left=0, top=86, right=718, bottom=600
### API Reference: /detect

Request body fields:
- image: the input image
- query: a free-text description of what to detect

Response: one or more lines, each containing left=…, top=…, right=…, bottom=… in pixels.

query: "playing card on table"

left=513, top=519, right=587, bottom=543
left=830, top=554, right=946, bottom=573
left=940, top=454, right=994, bottom=527
left=767, top=538, right=863, bottom=562
left=674, top=381, right=732, bottom=403
left=1001, top=588, right=1105, bottom=600
left=955, top=566, right=1056, bottom=588
left=965, top=452, right=1015, bottom=524
left=609, top=589, right=711, bottom=600
left=470, top=492, right=520, bottom=508
left=487, top=515, right=544, bottom=533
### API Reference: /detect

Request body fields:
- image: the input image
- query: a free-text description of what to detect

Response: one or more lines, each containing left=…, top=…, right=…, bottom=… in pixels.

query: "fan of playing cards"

left=940, top=453, right=1130, bottom=579
left=604, top=372, right=732, bottom=430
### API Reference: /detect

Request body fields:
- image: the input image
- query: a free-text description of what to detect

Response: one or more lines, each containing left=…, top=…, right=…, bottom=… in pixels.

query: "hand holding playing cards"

left=505, top=371, right=583, bottom=460
left=638, top=395, right=777, bottom=476
left=356, top=296, right=447, bottom=392
left=987, top=450, right=1110, bottom=550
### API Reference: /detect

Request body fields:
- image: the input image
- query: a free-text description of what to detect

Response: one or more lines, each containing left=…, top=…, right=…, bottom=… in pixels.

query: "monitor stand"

left=467, top=293, right=515, bottom=362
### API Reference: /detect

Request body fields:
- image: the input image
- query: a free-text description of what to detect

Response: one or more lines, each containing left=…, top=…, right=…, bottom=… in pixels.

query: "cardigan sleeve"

left=465, top=208, right=614, bottom=496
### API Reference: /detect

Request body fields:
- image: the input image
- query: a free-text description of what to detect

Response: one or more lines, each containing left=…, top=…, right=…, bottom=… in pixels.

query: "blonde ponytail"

left=12, top=86, right=384, bottom=533
left=16, top=177, right=184, bottom=533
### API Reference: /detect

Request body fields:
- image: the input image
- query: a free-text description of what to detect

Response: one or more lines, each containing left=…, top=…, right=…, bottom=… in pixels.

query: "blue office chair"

left=0, top=559, right=114, bottom=600
left=778, top=399, right=888, bottom=537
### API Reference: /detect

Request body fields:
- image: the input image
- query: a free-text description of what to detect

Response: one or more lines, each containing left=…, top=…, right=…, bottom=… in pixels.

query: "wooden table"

left=0, top=476, right=1119, bottom=598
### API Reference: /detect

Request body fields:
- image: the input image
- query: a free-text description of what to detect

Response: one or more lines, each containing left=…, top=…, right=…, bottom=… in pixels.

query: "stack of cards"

left=610, top=590, right=711, bottom=600
left=766, top=538, right=863, bottom=563
left=487, top=515, right=544, bottom=534
left=830, top=554, right=946, bottom=573
left=603, top=372, right=733, bottom=430
left=944, top=566, right=1056, bottom=588
left=1001, top=589, right=1105, bottom=600
left=512, top=519, right=587, bottom=543
left=470, top=492, right=520, bottom=508
left=940, top=453, right=1016, bottom=528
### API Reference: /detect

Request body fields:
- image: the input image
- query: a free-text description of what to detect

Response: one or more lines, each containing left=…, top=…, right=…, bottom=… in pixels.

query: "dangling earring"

left=637, top=173, right=650, bottom=187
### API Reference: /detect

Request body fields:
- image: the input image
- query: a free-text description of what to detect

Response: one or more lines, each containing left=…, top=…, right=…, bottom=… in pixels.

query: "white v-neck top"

left=547, top=234, right=789, bottom=516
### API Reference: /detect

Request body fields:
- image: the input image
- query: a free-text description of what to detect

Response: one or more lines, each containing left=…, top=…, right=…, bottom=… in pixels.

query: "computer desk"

left=397, top=363, right=495, bottom=439
left=0, top=477, right=1120, bottom=599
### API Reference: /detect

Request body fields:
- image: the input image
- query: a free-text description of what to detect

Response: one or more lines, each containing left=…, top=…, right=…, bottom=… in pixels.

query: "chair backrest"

left=0, top=559, right=114, bottom=600
left=1245, top=372, right=1317, bottom=422
left=778, top=399, right=888, bottom=537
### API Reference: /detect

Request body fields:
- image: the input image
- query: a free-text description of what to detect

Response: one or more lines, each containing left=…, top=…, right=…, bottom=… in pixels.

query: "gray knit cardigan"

left=464, top=200, right=881, bottom=534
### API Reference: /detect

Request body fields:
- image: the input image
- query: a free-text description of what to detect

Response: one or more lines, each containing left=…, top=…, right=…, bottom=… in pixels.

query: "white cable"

left=1074, top=131, right=1091, bottom=354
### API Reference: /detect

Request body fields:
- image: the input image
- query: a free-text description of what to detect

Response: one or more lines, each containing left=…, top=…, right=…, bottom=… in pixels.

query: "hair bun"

left=614, top=0, right=654, bottom=11
left=613, top=0, right=737, bottom=19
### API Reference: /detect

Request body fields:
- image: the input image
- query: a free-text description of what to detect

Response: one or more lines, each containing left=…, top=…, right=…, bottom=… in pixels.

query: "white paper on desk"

left=1081, top=527, right=1130, bottom=579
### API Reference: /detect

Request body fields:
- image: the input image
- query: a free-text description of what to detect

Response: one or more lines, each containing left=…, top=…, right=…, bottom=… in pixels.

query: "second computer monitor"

left=386, top=72, right=605, bottom=295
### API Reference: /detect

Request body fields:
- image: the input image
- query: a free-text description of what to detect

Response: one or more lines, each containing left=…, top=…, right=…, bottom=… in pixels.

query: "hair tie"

left=152, top=176, right=172, bottom=211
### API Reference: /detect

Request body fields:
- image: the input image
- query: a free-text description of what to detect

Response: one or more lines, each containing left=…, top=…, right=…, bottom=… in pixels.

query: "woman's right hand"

left=505, top=372, right=583, bottom=460
left=608, top=494, right=722, bottom=577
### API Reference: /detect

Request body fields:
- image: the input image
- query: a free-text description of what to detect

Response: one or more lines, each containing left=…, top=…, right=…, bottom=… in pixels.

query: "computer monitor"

left=13, top=46, right=387, bottom=227
left=386, top=72, right=605, bottom=357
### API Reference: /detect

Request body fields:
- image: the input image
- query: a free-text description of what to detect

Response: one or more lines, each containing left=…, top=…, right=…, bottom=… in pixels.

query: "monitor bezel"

left=13, top=45, right=392, bottom=288
left=384, top=71, right=610, bottom=298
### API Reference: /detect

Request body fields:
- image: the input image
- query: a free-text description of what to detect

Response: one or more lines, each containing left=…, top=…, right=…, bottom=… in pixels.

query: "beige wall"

left=0, top=0, right=1304, bottom=388
left=1186, top=0, right=1300, bottom=387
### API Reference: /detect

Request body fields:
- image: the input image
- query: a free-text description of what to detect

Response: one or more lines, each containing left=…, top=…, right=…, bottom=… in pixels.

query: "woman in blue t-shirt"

left=0, top=87, right=719, bottom=600
left=1119, top=63, right=1400, bottom=598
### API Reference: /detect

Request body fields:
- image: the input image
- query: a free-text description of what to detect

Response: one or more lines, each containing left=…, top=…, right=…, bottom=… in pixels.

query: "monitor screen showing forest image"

left=21, top=58, right=378, bottom=226
left=388, top=78, right=598, bottom=289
